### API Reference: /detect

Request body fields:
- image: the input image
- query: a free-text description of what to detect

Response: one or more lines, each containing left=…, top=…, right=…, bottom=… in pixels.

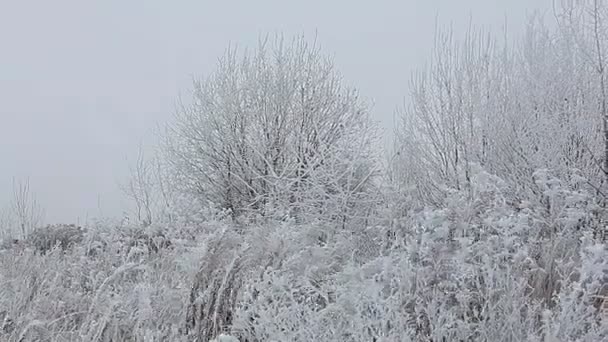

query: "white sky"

left=0, top=0, right=551, bottom=224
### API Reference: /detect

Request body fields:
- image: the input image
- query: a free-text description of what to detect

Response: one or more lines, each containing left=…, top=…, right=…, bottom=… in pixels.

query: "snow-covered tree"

left=164, top=36, right=379, bottom=224
left=395, top=4, right=608, bottom=208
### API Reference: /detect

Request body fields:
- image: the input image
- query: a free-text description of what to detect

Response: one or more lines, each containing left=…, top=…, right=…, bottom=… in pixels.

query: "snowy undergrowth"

left=0, top=220, right=203, bottom=342
left=0, top=170, right=606, bottom=342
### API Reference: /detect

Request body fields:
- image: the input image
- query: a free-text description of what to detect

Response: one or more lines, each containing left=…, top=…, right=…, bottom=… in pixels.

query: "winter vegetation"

left=1, top=1, right=608, bottom=341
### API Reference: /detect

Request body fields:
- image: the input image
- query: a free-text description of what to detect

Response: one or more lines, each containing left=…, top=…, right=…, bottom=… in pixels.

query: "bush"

left=119, top=225, right=172, bottom=256
left=25, top=224, right=84, bottom=254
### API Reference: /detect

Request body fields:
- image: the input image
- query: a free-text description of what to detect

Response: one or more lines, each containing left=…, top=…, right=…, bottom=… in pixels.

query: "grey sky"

left=0, top=0, right=550, bottom=224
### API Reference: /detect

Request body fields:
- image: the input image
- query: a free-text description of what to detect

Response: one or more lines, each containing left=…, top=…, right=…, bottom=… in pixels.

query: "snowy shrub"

left=0, top=220, right=201, bottom=342
left=222, top=167, right=608, bottom=342
left=25, top=224, right=84, bottom=254
left=119, top=224, right=172, bottom=255
left=186, top=222, right=295, bottom=341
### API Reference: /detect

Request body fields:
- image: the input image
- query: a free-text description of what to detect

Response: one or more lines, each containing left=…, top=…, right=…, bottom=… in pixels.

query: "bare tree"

left=153, top=151, right=175, bottom=224
left=122, top=144, right=155, bottom=227
left=9, top=178, right=44, bottom=239
left=0, top=206, right=11, bottom=241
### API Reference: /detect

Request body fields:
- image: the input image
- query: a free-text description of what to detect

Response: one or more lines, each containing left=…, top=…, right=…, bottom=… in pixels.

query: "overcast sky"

left=0, top=0, right=550, bottom=224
